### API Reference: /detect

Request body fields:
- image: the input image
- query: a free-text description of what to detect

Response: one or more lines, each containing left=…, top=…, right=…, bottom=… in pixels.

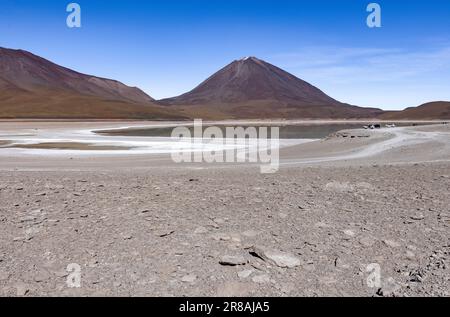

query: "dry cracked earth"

left=0, top=163, right=449, bottom=297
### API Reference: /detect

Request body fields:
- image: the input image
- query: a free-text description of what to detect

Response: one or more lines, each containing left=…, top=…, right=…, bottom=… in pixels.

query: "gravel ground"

left=0, top=163, right=448, bottom=297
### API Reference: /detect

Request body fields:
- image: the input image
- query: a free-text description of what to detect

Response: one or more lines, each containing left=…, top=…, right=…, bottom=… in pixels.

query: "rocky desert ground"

left=0, top=121, right=448, bottom=297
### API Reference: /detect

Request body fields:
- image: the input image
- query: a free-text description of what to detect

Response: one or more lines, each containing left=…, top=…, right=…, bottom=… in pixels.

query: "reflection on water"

left=98, top=123, right=426, bottom=139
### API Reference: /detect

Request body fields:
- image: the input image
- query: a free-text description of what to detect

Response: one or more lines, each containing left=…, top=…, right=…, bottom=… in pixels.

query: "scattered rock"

left=214, top=218, right=225, bottom=225
left=383, top=240, right=401, bottom=248
left=219, top=255, right=247, bottom=266
left=252, top=274, right=271, bottom=284
left=157, top=230, right=175, bottom=238
left=34, top=270, right=51, bottom=282
left=19, top=215, right=37, bottom=223
left=242, top=230, right=259, bottom=238
left=376, top=278, right=401, bottom=297
left=249, top=246, right=301, bottom=268
left=211, top=233, right=231, bottom=241
left=237, top=269, right=254, bottom=279
left=410, top=215, right=425, bottom=220
left=194, top=226, right=208, bottom=234
left=122, top=234, right=133, bottom=240
left=181, top=274, right=197, bottom=283
left=359, top=236, right=376, bottom=247
left=315, top=222, right=330, bottom=229
left=406, top=251, right=416, bottom=259
left=16, top=283, right=30, bottom=296
left=409, top=269, right=426, bottom=283
left=343, top=230, right=356, bottom=237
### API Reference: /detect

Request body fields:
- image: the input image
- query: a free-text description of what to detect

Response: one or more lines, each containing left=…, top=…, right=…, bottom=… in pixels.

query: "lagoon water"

left=97, top=122, right=422, bottom=139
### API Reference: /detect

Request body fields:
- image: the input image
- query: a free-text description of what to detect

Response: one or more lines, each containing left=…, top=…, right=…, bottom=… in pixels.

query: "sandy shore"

left=0, top=121, right=448, bottom=297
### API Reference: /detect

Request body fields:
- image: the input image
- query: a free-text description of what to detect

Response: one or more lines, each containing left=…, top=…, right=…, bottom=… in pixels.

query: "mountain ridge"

left=1, top=48, right=448, bottom=120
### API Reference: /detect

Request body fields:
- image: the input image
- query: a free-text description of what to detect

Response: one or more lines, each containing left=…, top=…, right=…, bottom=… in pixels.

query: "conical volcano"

left=159, top=57, right=383, bottom=119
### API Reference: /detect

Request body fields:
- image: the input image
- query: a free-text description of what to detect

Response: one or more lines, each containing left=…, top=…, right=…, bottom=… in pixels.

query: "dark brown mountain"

left=381, top=101, right=450, bottom=120
left=0, top=47, right=187, bottom=119
left=159, top=57, right=383, bottom=119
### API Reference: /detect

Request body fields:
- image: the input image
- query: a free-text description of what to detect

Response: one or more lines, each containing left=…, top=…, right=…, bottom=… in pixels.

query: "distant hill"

left=0, top=47, right=186, bottom=120
left=381, top=101, right=450, bottom=120
left=159, top=57, right=384, bottom=119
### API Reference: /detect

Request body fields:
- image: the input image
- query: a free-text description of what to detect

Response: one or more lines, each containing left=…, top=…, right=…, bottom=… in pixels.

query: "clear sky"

left=1, top=0, right=449, bottom=110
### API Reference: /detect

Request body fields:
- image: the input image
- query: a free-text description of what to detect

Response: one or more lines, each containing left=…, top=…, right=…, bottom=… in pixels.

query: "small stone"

left=343, top=230, right=356, bottom=237
left=181, top=274, right=197, bottom=283
left=252, top=274, right=271, bottom=284
left=219, top=255, right=247, bottom=266
left=88, top=259, right=99, bottom=267
left=242, top=230, right=259, bottom=238
left=212, top=233, right=231, bottom=241
left=19, top=216, right=37, bottom=223
left=249, top=246, right=301, bottom=268
left=229, top=233, right=242, bottom=243
left=383, top=240, right=401, bottom=248
left=237, top=270, right=254, bottom=279
left=194, top=226, right=208, bottom=234
left=16, top=283, right=30, bottom=296
left=376, top=278, right=401, bottom=297
left=315, top=222, right=330, bottom=229
left=407, top=245, right=417, bottom=251
left=410, top=215, right=425, bottom=221
left=30, top=209, right=44, bottom=215
left=113, top=281, right=122, bottom=288
left=359, top=236, right=376, bottom=247
left=34, top=270, right=51, bottom=282
left=122, top=234, right=133, bottom=240
left=157, top=230, right=175, bottom=238
left=214, top=218, right=225, bottom=225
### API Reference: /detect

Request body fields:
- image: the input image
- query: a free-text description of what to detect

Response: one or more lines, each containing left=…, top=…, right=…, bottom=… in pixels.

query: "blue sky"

left=1, top=0, right=449, bottom=110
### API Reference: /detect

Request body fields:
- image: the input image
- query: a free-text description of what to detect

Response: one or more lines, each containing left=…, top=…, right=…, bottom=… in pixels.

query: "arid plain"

left=0, top=121, right=448, bottom=296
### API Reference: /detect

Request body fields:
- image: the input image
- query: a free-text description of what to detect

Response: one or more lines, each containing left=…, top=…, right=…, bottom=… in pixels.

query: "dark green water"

left=97, top=122, right=426, bottom=139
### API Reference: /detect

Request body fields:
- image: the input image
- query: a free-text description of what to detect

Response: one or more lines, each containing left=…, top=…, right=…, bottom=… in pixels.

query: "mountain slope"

left=381, top=101, right=450, bottom=120
left=0, top=47, right=189, bottom=119
left=159, top=57, right=383, bottom=119
left=0, top=47, right=153, bottom=103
